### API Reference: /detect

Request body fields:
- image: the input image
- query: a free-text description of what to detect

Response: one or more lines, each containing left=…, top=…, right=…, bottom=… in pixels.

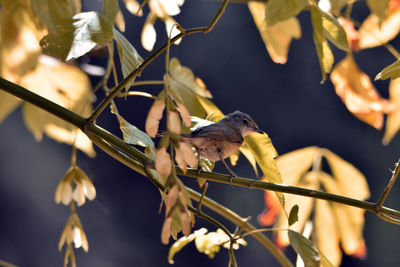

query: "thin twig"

left=376, top=159, right=400, bottom=209
left=197, top=182, right=209, bottom=211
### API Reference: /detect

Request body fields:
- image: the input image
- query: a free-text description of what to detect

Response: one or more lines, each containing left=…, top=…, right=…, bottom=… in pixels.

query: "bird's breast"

left=184, top=137, right=242, bottom=161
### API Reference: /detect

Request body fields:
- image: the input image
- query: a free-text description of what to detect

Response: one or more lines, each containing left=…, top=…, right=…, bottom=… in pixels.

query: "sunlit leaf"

left=310, top=6, right=334, bottom=82
left=319, top=249, right=336, bottom=267
left=338, top=17, right=360, bottom=51
left=104, top=0, right=120, bottom=24
left=0, top=92, right=21, bottom=122
left=0, top=259, right=18, bottom=267
left=122, top=0, right=143, bottom=16
left=358, top=7, right=400, bottom=49
left=19, top=56, right=96, bottom=157
left=288, top=204, right=299, bottom=227
left=318, top=171, right=367, bottom=259
left=366, top=0, right=390, bottom=22
left=330, top=54, right=394, bottom=129
left=113, top=28, right=143, bottom=89
left=0, top=1, right=43, bottom=82
left=276, top=146, right=318, bottom=185
left=265, top=0, right=308, bottom=26
left=167, top=58, right=212, bottom=118
left=248, top=1, right=301, bottom=64
left=141, top=13, right=157, bottom=51
left=383, top=78, right=400, bottom=144
left=274, top=172, right=319, bottom=246
left=320, top=10, right=349, bottom=51
left=168, top=232, right=198, bottom=264
left=324, top=150, right=370, bottom=201
left=288, top=230, right=321, bottom=267
left=330, top=0, right=350, bottom=16
left=114, top=113, right=154, bottom=147
left=31, top=0, right=80, bottom=33
left=40, top=11, right=114, bottom=61
left=315, top=198, right=341, bottom=266
left=376, top=60, right=400, bottom=81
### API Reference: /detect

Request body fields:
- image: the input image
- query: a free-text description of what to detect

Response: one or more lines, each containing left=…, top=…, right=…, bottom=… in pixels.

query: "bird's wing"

left=185, top=123, right=244, bottom=143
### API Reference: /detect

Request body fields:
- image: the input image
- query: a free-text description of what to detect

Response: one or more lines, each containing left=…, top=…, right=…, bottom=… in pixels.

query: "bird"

left=181, top=111, right=263, bottom=178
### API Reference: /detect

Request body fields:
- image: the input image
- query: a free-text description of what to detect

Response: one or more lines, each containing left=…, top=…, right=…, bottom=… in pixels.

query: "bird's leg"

left=196, top=148, right=202, bottom=174
left=218, top=149, right=237, bottom=183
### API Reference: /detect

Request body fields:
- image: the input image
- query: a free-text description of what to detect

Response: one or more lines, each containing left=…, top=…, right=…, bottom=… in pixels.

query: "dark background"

left=1, top=1, right=400, bottom=266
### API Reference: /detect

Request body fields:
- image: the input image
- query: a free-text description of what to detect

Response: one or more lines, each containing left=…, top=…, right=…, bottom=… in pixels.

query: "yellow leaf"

left=319, top=172, right=367, bottom=258
left=358, top=7, right=400, bottom=49
left=141, top=13, right=157, bottom=51
left=324, top=150, right=370, bottom=200
left=20, top=57, right=95, bottom=157
left=276, top=146, right=318, bottom=185
left=264, top=0, right=308, bottom=26
left=330, top=54, right=394, bottom=129
left=383, top=78, right=400, bottom=144
left=0, top=91, right=21, bottom=122
left=275, top=171, right=320, bottom=247
left=248, top=1, right=301, bottom=64
left=310, top=6, right=334, bottom=82
left=366, top=0, right=390, bottom=23
left=315, top=199, right=342, bottom=266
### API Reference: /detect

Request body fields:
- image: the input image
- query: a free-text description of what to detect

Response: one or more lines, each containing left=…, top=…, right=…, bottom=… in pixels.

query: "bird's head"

left=226, top=111, right=263, bottom=137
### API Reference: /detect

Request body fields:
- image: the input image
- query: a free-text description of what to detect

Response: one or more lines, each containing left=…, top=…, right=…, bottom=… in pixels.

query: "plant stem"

left=2, top=77, right=400, bottom=221
left=376, top=159, right=400, bottom=209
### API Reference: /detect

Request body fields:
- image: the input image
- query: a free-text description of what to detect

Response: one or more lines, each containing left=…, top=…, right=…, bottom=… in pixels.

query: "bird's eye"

left=242, top=119, right=248, bottom=125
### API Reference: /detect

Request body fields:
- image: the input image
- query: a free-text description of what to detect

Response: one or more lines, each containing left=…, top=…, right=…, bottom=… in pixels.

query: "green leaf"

left=40, top=11, right=114, bottom=61
left=31, top=0, right=80, bottom=33
left=104, top=0, right=120, bottom=24
left=288, top=230, right=321, bottom=267
left=265, top=0, right=308, bottom=26
left=310, top=6, right=333, bottom=83
left=375, top=60, right=400, bottom=80
left=288, top=205, right=299, bottom=226
left=113, top=27, right=144, bottom=90
left=367, top=0, right=390, bottom=22
left=319, top=249, right=335, bottom=267
left=320, top=10, right=349, bottom=51
left=116, top=114, right=154, bottom=147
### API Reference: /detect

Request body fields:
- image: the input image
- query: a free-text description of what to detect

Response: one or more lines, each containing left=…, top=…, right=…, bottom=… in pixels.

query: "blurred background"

left=1, top=1, right=400, bottom=266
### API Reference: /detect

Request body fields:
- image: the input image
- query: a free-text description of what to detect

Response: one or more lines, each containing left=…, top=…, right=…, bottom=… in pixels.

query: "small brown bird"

left=181, top=111, right=263, bottom=177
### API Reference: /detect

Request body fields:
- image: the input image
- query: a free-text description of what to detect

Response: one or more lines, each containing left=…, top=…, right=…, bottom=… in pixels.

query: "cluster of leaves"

left=248, top=0, right=400, bottom=144
left=1, top=0, right=398, bottom=267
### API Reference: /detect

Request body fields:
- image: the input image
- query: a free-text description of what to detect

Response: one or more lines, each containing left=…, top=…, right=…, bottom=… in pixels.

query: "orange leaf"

left=338, top=17, right=360, bottom=51
left=358, top=2, right=400, bottom=49
left=330, top=54, right=394, bottom=129
left=383, top=78, right=400, bottom=144
left=258, top=190, right=282, bottom=226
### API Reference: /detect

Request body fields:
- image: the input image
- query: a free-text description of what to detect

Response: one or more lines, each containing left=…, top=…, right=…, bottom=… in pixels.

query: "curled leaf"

left=331, top=54, right=394, bottom=129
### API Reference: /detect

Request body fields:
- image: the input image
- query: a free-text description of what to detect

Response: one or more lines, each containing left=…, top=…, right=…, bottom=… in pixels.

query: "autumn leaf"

left=113, top=27, right=144, bottom=90
left=366, top=0, right=390, bottom=23
left=31, top=0, right=80, bottom=33
left=330, top=54, right=394, bottom=129
left=383, top=78, right=400, bottom=144
left=310, top=6, right=334, bottom=83
left=19, top=56, right=96, bottom=157
left=248, top=1, right=301, bottom=64
left=264, top=0, right=308, bottom=26
left=338, top=17, right=360, bottom=51
left=262, top=147, right=370, bottom=266
left=358, top=1, right=400, bottom=49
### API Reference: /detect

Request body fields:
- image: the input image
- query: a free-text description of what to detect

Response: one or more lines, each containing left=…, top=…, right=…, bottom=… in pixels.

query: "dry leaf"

left=248, top=1, right=301, bottom=64
left=338, top=17, right=360, bottom=51
left=330, top=54, right=394, bottom=129
left=358, top=2, right=400, bottom=49
left=383, top=78, right=400, bottom=144
left=260, top=147, right=370, bottom=265
left=20, top=56, right=95, bottom=157
left=145, top=98, right=166, bottom=137
left=168, top=110, right=182, bottom=134
left=156, top=147, right=172, bottom=176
